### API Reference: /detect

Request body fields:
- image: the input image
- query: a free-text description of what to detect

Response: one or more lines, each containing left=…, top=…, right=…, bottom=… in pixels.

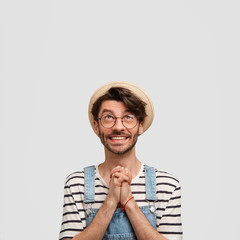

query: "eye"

left=103, top=114, right=115, bottom=120
left=124, top=114, right=135, bottom=120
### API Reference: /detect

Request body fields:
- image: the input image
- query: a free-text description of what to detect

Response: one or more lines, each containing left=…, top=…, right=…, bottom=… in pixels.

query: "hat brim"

left=88, top=81, right=154, bottom=133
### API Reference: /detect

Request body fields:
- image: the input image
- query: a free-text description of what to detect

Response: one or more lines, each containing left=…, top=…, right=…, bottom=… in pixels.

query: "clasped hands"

left=107, top=166, right=133, bottom=207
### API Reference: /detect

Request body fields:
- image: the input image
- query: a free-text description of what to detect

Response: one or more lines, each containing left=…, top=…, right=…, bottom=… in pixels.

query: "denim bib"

left=84, top=165, right=157, bottom=240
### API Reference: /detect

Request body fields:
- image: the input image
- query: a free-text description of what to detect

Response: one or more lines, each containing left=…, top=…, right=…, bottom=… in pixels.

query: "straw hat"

left=88, top=81, right=154, bottom=133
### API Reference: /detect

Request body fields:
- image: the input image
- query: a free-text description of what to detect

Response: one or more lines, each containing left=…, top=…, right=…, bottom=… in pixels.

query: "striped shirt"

left=59, top=163, right=183, bottom=240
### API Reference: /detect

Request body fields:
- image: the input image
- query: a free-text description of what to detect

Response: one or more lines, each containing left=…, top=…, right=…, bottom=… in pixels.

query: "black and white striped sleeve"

left=59, top=179, right=84, bottom=240
left=157, top=180, right=183, bottom=240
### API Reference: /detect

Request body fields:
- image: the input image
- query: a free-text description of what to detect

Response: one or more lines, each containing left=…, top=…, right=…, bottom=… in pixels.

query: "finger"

left=115, top=169, right=132, bottom=184
left=110, top=167, right=133, bottom=184
left=110, top=166, right=122, bottom=176
left=112, top=171, right=132, bottom=184
left=111, top=166, right=122, bottom=173
left=120, top=172, right=131, bottom=184
left=116, top=174, right=130, bottom=184
left=122, top=168, right=132, bottom=183
left=112, top=176, right=122, bottom=187
left=111, top=172, right=121, bottom=179
left=117, top=167, right=131, bottom=178
left=111, top=167, right=129, bottom=176
left=110, top=166, right=128, bottom=178
left=112, top=172, right=130, bottom=185
left=110, top=171, right=119, bottom=178
left=120, top=175, right=130, bottom=183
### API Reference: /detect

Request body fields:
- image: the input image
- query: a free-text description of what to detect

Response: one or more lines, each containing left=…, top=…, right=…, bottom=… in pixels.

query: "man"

left=59, top=81, right=183, bottom=240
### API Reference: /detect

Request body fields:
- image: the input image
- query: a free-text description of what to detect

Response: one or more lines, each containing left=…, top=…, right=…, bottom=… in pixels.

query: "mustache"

left=110, top=131, right=124, bottom=135
left=106, top=131, right=131, bottom=137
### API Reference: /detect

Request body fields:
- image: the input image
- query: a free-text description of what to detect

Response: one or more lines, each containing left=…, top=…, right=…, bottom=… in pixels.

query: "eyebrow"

left=100, top=108, right=132, bottom=116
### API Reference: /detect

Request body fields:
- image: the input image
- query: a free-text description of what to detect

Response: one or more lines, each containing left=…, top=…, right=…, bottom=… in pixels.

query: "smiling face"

left=94, top=100, right=143, bottom=155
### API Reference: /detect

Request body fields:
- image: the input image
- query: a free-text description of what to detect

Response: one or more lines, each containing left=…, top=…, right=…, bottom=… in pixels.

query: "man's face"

left=94, top=100, right=143, bottom=155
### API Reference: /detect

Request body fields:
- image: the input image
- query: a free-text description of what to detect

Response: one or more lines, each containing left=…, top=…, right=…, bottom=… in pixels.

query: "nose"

left=112, top=118, right=125, bottom=131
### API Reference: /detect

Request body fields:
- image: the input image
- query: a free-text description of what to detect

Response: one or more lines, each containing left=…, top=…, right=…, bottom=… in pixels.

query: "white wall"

left=0, top=1, right=239, bottom=240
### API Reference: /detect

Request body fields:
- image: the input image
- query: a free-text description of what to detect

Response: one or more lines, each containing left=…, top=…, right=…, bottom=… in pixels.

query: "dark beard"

left=99, top=128, right=139, bottom=155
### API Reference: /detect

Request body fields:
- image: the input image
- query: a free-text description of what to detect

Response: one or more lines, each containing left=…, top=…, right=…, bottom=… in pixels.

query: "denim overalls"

left=84, top=165, right=157, bottom=240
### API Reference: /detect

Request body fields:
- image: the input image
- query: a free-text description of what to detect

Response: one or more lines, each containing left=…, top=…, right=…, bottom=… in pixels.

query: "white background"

left=0, top=1, right=239, bottom=240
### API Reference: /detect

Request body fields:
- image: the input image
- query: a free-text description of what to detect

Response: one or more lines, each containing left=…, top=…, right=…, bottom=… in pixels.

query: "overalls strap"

left=145, top=165, right=156, bottom=201
left=84, top=165, right=95, bottom=203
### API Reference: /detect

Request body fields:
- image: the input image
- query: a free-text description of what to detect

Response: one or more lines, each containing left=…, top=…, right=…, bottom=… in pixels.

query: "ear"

left=94, top=120, right=100, bottom=136
left=138, top=121, right=144, bottom=136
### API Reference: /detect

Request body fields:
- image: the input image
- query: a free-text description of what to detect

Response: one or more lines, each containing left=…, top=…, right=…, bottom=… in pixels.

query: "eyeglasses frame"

left=97, top=114, right=139, bottom=129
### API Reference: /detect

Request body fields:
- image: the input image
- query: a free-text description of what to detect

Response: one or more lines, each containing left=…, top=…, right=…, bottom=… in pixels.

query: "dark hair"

left=91, top=87, right=147, bottom=122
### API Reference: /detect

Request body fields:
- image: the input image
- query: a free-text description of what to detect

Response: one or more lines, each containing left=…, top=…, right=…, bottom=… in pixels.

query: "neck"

left=98, top=147, right=141, bottom=184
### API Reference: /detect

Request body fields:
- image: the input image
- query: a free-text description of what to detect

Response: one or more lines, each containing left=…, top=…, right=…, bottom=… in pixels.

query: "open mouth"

left=109, top=136, right=128, bottom=140
left=108, top=135, right=130, bottom=144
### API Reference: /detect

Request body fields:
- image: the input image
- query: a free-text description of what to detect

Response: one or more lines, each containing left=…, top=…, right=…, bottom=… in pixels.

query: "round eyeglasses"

left=98, top=114, right=138, bottom=129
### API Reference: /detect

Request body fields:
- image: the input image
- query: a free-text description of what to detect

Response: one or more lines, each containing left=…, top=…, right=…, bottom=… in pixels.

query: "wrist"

left=124, top=197, right=137, bottom=212
left=121, top=196, right=134, bottom=212
left=105, top=196, right=119, bottom=209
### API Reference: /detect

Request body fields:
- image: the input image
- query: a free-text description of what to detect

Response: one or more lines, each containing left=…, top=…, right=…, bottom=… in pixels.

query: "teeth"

left=111, top=137, right=127, bottom=140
